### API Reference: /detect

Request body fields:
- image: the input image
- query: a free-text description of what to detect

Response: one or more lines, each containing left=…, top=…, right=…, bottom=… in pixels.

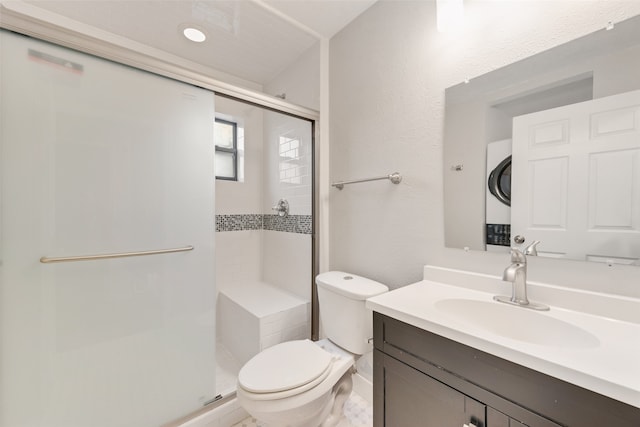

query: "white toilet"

left=236, top=271, right=388, bottom=427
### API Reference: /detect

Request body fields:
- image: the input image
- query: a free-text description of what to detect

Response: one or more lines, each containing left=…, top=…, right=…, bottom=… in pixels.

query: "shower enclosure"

left=213, top=96, right=315, bottom=399
left=0, top=28, right=316, bottom=427
left=0, top=30, right=216, bottom=427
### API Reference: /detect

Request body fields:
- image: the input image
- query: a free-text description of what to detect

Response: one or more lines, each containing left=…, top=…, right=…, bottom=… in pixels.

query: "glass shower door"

left=0, top=31, right=216, bottom=427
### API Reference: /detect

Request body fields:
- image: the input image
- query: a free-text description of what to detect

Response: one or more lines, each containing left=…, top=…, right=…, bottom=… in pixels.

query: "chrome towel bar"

left=332, top=172, right=402, bottom=190
left=40, top=245, right=194, bottom=264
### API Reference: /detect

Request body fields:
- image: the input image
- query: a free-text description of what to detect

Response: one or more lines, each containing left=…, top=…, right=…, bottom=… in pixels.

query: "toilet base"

left=237, top=367, right=354, bottom=427
left=319, top=372, right=352, bottom=427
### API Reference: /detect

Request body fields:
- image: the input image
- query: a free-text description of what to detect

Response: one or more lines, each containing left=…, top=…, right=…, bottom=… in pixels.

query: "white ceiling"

left=262, top=0, right=376, bottom=39
left=25, top=0, right=376, bottom=85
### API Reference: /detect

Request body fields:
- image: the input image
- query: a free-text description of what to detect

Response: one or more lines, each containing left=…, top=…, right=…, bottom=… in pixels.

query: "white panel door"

left=0, top=31, right=216, bottom=426
left=512, top=90, right=640, bottom=263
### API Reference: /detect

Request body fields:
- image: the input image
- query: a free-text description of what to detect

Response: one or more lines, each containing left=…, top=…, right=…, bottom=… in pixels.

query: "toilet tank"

left=316, top=271, right=388, bottom=355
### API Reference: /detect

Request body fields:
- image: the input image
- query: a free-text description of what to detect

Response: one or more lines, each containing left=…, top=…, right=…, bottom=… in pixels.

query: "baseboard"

left=352, top=372, right=373, bottom=405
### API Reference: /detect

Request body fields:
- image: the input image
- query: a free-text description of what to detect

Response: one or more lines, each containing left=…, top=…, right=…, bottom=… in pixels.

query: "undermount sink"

left=435, top=298, right=600, bottom=348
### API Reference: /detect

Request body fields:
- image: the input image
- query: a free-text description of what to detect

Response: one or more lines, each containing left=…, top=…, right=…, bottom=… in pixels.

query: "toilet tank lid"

left=315, top=271, right=388, bottom=300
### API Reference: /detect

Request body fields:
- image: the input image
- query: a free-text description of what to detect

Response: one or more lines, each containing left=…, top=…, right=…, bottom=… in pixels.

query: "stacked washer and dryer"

left=486, top=139, right=513, bottom=252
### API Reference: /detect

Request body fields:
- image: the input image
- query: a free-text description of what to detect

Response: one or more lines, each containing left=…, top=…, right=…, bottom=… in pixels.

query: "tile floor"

left=230, top=391, right=373, bottom=427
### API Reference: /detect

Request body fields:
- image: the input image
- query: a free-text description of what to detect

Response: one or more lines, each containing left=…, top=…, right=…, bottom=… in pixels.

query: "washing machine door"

left=488, top=155, right=511, bottom=207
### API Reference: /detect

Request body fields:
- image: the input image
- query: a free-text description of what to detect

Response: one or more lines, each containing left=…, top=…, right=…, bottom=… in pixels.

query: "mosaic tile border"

left=263, top=214, right=312, bottom=234
left=216, top=214, right=262, bottom=232
left=216, top=214, right=312, bottom=234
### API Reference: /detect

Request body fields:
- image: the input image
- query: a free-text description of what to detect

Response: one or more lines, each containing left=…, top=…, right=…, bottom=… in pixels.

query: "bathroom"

left=1, top=1, right=640, bottom=427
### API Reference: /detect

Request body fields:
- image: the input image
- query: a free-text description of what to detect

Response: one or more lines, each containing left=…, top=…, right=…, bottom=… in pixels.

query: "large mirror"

left=444, top=14, right=640, bottom=265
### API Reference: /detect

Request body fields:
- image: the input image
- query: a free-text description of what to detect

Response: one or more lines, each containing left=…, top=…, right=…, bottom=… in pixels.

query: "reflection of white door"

left=512, top=89, right=640, bottom=264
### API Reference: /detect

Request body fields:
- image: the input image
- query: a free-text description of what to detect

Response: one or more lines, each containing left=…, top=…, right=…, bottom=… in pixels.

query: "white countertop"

left=366, top=266, right=640, bottom=408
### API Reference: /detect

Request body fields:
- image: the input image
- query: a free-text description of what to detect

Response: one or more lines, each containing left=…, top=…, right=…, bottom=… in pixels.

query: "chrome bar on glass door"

left=332, top=172, right=402, bottom=190
left=40, top=245, right=194, bottom=264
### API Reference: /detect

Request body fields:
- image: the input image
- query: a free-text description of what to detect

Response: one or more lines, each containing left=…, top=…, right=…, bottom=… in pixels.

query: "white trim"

left=319, top=38, right=330, bottom=274
left=0, top=0, right=319, bottom=121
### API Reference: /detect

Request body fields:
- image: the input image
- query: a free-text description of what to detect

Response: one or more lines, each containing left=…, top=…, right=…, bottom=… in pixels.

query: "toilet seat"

left=236, top=339, right=356, bottom=427
left=238, top=340, right=334, bottom=400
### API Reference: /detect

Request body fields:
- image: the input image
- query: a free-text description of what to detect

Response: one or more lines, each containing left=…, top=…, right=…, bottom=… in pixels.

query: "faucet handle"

left=510, top=248, right=527, bottom=263
left=271, top=199, right=289, bottom=217
left=523, top=240, right=541, bottom=256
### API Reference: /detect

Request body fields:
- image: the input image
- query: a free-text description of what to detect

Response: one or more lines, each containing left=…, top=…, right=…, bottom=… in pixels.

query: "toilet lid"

left=238, top=340, right=333, bottom=393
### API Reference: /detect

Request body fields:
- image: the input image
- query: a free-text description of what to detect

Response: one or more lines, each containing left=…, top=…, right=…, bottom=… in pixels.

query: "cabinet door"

left=487, top=407, right=528, bottom=427
left=381, top=353, right=485, bottom=427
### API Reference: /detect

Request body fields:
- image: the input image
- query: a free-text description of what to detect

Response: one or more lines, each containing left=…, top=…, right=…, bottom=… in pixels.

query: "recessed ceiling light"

left=183, top=27, right=206, bottom=43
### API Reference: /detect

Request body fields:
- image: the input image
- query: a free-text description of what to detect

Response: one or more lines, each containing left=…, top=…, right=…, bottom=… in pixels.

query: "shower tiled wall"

left=214, top=95, right=313, bottom=303
left=216, top=214, right=312, bottom=234
left=214, top=213, right=312, bottom=297
left=215, top=214, right=263, bottom=232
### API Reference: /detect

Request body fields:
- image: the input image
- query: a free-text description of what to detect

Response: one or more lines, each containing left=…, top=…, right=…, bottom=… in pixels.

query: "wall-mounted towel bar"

left=332, top=172, right=402, bottom=190
left=40, top=245, right=194, bottom=264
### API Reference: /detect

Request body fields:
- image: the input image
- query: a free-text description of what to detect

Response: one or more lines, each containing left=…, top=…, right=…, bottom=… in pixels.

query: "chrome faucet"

left=494, top=241, right=549, bottom=311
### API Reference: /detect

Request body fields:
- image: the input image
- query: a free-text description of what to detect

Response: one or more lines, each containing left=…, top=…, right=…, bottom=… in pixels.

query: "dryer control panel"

left=486, top=224, right=510, bottom=246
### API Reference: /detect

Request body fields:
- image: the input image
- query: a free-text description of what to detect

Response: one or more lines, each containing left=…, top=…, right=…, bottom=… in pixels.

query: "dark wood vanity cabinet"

left=373, top=313, right=640, bottom=427
left=382, top=353, right=486, bottom=427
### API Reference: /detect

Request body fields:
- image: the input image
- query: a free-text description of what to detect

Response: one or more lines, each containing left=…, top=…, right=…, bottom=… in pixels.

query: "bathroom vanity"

left=367, top=267, right=640, bottom=427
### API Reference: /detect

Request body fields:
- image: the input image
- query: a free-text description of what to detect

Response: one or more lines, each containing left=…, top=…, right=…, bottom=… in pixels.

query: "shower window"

left=215, top=118, right=238, bottom=180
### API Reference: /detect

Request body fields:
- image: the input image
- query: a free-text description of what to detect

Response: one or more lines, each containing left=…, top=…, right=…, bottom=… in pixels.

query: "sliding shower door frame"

left=0, top=0, right=322, bottom=420
left=0, top=2, right=318, bottom=120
